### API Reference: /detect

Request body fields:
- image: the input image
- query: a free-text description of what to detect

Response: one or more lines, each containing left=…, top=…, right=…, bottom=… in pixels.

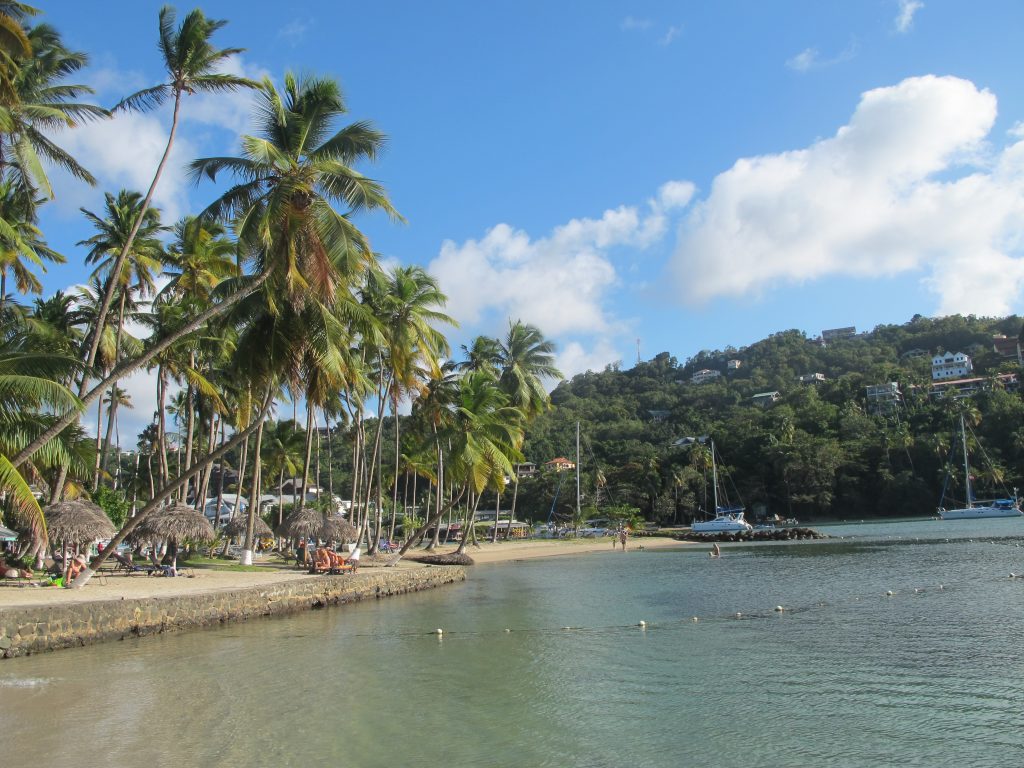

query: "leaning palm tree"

left=80, top=5, right=256, bottom=381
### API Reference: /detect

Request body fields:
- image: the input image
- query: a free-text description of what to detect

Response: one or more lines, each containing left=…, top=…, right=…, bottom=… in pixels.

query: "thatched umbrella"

left=276, top=508, right=323, bottom=540
left=131, top=503, right=216, bottom=570
left=223, top=515, right=272, bottom=540
left=44, top=500, right=116, bottom=549
left=319, top=516, right=356, bottom=544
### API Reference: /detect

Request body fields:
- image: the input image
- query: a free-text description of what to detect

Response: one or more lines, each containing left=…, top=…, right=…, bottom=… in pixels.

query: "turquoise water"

left=4, top=518, right=1024, bottom=766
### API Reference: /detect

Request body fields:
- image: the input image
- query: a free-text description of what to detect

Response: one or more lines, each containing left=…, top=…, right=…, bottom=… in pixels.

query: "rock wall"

left=0, top=566, right=465, bottom=658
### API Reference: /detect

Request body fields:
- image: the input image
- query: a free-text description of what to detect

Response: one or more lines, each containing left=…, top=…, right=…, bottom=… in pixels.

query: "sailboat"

left=680, top=436, right=753, bottom=533
left=938, top=414, right=1022, bottom=520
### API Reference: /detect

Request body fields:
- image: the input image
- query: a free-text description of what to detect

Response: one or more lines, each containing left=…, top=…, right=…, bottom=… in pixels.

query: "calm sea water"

left=4, top=518, right=1024, bottom=767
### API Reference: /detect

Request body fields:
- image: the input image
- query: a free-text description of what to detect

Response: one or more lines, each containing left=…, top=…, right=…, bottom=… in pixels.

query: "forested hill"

left=518, top=314, right=1024, bottom=523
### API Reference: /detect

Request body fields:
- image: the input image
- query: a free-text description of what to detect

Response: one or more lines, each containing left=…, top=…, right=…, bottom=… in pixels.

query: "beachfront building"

left=931, top=351, right=972, bottom=381
left=691, top=368, right=722, bottom=384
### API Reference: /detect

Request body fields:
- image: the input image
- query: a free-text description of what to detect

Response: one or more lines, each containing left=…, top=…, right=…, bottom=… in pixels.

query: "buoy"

left=435, top=628, right=443, bottom=635
left=691, top=617, right=699, bottom=623
left=1010, top=573, right=1017, bottom=579
left=505, top=628, right=511, bottom=633
left=914, top=588, right=921, bottom=593
left=939, top=584, right=944, bottom=590
left=886, top=590, right=894, bottom=596
left=735, top=612, right=743, bottom=618
left=638, top=620, right=647, bottom=629
left=774, top=605, right=784, bottom=612
left=562, top=626, right=572, bottom=631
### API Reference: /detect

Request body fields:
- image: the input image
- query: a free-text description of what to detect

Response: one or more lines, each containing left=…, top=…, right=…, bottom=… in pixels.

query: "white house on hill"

left=931, top=351, right=972, bottom=381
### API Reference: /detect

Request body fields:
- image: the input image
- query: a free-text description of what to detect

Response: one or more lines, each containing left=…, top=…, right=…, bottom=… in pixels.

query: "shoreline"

left=0, top=536, right=689, bottom=658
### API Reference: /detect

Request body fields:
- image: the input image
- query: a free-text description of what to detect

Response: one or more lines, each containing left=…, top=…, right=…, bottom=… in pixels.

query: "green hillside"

left=514, top=314, right=1024, bottom=524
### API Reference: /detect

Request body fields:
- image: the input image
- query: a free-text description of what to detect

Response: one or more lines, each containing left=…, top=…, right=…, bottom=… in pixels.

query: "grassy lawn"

left=180, top=554, right=292, bottom=573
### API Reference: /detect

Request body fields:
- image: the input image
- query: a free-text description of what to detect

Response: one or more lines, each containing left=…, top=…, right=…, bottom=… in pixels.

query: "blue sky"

left=28, top=1, right=1024, bottom=434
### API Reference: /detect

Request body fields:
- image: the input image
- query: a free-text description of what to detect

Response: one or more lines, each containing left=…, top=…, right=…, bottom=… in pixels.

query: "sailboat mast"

left=961, top=414, right=972, bottom=508
left=575, top=421, right=581, bottom=520
left=710, top=438, right=719, bottom=513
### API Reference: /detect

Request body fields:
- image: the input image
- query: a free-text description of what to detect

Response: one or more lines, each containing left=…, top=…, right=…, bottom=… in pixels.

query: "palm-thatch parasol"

left=276, top=508, right=324, bottom=540
left=44, top=500, right=116, bottom=548
left=319, top=516, right=356, bottom=544
left=223, top=515, right=272, bottom=540
left=130, top=503, right=216, bottom=569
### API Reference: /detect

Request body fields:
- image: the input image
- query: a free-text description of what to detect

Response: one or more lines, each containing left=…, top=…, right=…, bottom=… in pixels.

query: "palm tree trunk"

left=12, top=269, right=273, bottom=471
left=504, top=478, right=520, bottom=541
left=456, top=491, right=483, bottom=555
left=99, top=291, right=128, bottom=485
left=81, top=90, right=183, bottom=379
left=491, top=490, right=500, bottom=543
left=181, top=353, right=196, bottom=502
left=390, top=399, right=400, bottom=542
left=91, top=390, right=105, bottom=491
left=214, top=419, right=227, bottom=529
left=196, top=412, right=217, bottom=509
left=243, top=413, right=267, bottom=563
left=387, top=484, right=466, bottom=564
left=297, top=401, right=315, bottom=512
left=156, top=367, right=170, bottom=488
left=428, top=441, right=443, bottom=550
left=74, top=392, right=274, bottom=586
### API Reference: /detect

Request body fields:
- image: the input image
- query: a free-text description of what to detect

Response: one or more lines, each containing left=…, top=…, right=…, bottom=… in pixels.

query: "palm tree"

left=0, top=3, right=35, bottom=102
left=190, top=71, right=399, bottom=308
left=81, top=5, right=255, bottom=380
left=0, top=22, right=104, bottom=195
left=261, top=419, right=305, bottom=525
left=0, top=178, right=61, bottom=298
left=159, top=216, right=239, bottom=304
left=493, top=320, right=561, bottom=538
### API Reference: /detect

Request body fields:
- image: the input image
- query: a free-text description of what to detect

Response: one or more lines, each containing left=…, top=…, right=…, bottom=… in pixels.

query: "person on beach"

left=619, top=528, right=628, bottom=551
left=65, top=554, right=87, bottom=584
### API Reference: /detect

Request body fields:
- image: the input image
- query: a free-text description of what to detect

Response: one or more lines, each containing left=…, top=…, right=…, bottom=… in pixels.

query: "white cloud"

left=668, top=75, right=1024, bottom=316
left=658, top=180, right=696, bottom=210
left=787, top=48, right=819, bottom=72
left=557, top=339, right=623, bottom=379
left=278, top=19, right=311, bottom=45
left=895, top=0, right=924, bottom=33
left=53, top=110, right=196, bottom=223
left=660, top=25, right=681, bottom=46
left=621, top=16, right=653, bottom=31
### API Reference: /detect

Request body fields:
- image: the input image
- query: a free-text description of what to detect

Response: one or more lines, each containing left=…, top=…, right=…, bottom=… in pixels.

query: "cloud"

left=668, top=75, right=1024, bottom=316
left=621, top=16, right=653, bottom=31
left=895, top=0, right=924, bottom=33
left=428, top=193, right=691, bottom=358
left=659, top=25, right=682, bottom=46
left=278, top=19, right=311, bottom=45
left=786, top=41, right=857, bottom=72
left=557, top=339, right=623, bottom=379
left=786, top=48, right=819, bottom=72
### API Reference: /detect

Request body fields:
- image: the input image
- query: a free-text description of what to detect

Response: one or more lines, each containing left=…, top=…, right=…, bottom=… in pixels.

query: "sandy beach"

left=0, top=535, right=688, bottom=610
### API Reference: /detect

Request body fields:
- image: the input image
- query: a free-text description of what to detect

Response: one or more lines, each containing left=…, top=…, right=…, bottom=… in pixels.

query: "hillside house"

left=931, top=351, right=972, bottom=381
left=798, top=373, right=826, bottom=384
left=544, top=457, right=576, bottom=472
left=866, top=382, right=901, bottom=415
left=751, top=391, right=781, bottom=407
left=992, top=335, right=1022, bottom=364
left=691, top=368, right=722, bottom=384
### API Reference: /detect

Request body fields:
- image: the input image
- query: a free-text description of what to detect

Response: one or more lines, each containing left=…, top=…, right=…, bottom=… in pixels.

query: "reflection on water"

left=4, top=518, right=1024, bottom=767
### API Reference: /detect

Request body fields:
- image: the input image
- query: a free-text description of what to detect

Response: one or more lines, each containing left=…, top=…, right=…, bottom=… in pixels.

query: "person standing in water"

left=710, top=542, right=721, bottom=558
left=619, top=528, right=628, bottom=551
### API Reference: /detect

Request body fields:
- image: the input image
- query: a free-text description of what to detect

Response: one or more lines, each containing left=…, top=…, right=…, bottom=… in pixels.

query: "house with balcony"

left=931, top=351, right=972, bottom=381
left=992, top=335, right=1022, bottom=364
left=798, top=372, right=826, bottom=384
left=866, top=382, right=902, bottom=415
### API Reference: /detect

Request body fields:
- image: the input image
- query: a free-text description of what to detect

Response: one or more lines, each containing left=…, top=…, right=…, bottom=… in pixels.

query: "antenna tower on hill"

left=636, top=337, right=641, bottom=365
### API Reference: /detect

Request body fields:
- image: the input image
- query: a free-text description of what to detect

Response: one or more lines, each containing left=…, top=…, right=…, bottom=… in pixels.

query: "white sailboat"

left=938, top=414, right=1022, bottom=520
left=679, top=436, right=753, bottom=533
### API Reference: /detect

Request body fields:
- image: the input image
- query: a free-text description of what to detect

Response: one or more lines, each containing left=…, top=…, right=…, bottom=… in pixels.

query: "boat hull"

left=938, top=506, right=1023, bottom=520
left=692, top=519, right=753, bottom=533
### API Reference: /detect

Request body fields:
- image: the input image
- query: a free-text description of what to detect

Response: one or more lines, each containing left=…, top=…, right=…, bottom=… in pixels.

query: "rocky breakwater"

left=0, top=566, right=465, bottom=659
left=677, top=527, right=827, bottom=543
